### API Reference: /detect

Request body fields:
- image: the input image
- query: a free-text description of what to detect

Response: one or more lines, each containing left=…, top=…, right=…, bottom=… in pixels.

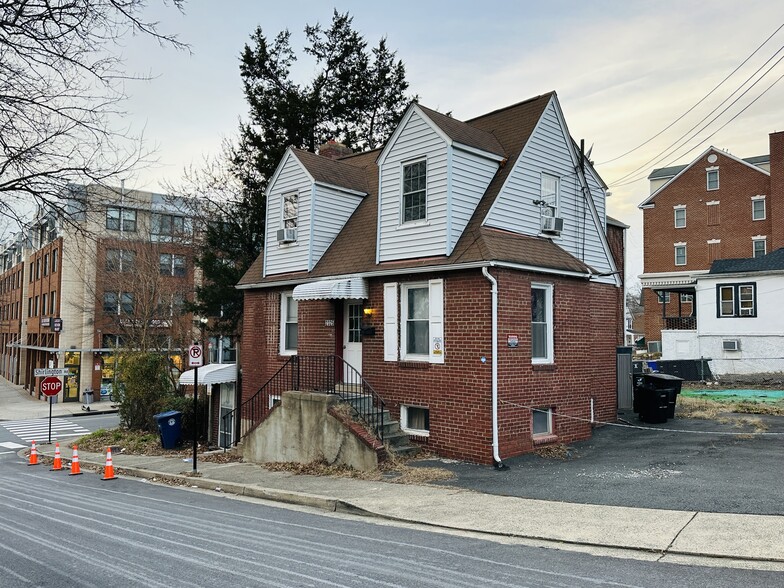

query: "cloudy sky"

left=118, top=1, right=784, bottom=286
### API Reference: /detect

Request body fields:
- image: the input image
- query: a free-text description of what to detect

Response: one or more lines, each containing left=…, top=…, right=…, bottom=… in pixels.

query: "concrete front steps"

left=344, top=395, right=420, bottom=460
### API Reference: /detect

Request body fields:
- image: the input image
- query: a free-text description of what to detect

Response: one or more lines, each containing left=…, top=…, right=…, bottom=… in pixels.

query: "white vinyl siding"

left=378, top=110, right=448, bottom=261
left=448, top=148, right=499, bottom=253
left=264, top=152, right=312, bottom=276
left=483, top=98, right=614, bottom=278
left=310, top=184, right=363, bottom=271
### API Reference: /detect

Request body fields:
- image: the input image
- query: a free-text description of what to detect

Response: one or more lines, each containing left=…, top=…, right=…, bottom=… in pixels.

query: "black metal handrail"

left=220, top=355, right=385, bottom=449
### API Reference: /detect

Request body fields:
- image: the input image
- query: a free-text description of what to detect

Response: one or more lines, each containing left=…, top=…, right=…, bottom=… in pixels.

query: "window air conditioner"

left=647, top=341, right=661, bottom=354
left=276, top=228, right=297, bottom=243
left=722, top=339, right=740, bottom=352
left=541, top=216, right=564, bottom=234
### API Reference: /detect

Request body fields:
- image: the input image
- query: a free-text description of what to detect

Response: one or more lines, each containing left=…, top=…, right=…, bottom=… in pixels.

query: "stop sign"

left=40, top=376, right=63, bottom=397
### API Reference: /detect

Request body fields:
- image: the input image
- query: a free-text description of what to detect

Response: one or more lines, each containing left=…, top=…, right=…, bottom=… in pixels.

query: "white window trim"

left=540, top=172, right=560, bottom=217
left=282, top=192, right=299, bottom=229
left=752, top=236, right=767, bottom=257
left=674, top=243, right=687, bottom=266
left=673, top=205, right=686, bottom=228
left=401, top=282, right=430, bottom=361
left=400, top=158, right=428, bottom=225
left=751, top=195, right=766, bottom=221
left=279, top=292, right=297, bottom=356
left=532, top=407, right=553, bottom=437
left=531, top=282, right=554, bottom=364
left=706, top=167, right=719, bottom=191
left=400, top=404, right=430, bottom=437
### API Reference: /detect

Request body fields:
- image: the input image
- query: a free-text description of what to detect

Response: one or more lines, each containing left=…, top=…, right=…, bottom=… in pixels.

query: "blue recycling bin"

left=153, top=410, right=183, bottom=449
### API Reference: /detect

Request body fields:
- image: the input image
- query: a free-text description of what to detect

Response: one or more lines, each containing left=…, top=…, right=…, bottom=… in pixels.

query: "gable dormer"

left=375, top=104, right=505, bottom=263
left=263, top=148, right=367, bottom=277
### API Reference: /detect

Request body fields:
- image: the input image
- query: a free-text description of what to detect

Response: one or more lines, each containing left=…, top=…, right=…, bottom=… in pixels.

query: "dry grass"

left=534, top=444, right=573, bottom=460
left=677, top=396, right=784, bottom=418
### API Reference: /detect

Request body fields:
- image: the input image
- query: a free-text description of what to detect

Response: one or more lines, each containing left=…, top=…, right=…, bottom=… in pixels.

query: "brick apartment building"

left=236, top=93, right=625, bottom=465
left=638, top=132, right=784, bottom=354
left=0, top=184, right=200, bottom=405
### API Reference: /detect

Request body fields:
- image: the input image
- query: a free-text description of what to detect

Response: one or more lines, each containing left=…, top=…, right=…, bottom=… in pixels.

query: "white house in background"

left=662, top=248, right=784, bottom=376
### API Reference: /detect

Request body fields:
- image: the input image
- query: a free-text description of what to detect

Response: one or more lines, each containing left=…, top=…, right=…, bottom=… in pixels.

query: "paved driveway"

left=417, top=414, right=784, bottom=515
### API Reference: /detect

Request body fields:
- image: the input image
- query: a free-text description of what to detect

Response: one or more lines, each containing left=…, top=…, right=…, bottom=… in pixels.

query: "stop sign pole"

left=40, top=376, right=62, bottom=444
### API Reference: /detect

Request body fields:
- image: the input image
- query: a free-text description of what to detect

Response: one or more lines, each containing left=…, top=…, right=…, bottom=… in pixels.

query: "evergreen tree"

left=190, top=11, right=413, bottom=336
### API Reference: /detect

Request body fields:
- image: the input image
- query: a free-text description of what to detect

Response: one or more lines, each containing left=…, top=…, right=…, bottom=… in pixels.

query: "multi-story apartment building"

left=638, top=131, right=784, bottom=355
left=1, top=184, right=200, bottom=404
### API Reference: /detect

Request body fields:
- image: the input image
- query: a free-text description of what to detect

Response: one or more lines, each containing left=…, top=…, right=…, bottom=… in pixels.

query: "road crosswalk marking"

left=1, top=419, right=90, bottom=442
left=0, top=441, right=26, bottom=449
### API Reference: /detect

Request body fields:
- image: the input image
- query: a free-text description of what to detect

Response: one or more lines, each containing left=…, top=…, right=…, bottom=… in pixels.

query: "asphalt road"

left=420, top=414, right=784, bottom=515
left=0, top=450, right=780, bottom=587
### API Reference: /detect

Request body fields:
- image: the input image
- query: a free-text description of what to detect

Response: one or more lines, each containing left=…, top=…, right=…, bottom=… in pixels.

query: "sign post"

left=40, top=376, right=62, bottom=444
left=188, top=345, right=203, bottom=473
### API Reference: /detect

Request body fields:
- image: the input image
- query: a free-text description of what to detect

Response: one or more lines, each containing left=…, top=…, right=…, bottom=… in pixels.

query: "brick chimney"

left=318, top=140, right=352, bottom=160
left=770, top=131, right=784, bottom=251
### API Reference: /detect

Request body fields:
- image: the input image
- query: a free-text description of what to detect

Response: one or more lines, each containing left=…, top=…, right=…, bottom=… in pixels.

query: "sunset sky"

left=93, top=1, right=784, bottom=285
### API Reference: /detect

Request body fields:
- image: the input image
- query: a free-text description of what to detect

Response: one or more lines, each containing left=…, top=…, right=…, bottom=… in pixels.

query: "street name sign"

left=34, top=368, right=71, bottom=377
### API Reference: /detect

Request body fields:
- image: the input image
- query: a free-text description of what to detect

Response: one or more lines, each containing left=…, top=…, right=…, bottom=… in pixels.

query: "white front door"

left=343, top=300, right=363, bottom=379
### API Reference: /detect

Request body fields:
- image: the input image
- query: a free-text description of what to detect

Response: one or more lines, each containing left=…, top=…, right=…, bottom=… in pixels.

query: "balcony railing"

left=664, top=316, right=696, bottom=330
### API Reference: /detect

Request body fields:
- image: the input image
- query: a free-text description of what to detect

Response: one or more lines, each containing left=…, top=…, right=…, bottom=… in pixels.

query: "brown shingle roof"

left=291, top=148, right=369, bottom=194
left=240, top=91, right=593, bottom=287
left=417, top=105, right=506, bottom=157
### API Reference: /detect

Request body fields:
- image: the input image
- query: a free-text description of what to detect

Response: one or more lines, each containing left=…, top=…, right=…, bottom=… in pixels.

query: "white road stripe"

left=2, top=418, right=90, bottom=442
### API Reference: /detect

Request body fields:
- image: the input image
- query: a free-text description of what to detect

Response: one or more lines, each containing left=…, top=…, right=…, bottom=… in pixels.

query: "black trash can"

left=642, top=373, right=684, bottom=419
left=153, top=410, right=183, bottom=449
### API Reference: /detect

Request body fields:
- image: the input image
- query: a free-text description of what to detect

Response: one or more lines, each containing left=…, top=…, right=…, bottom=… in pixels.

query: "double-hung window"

left=152, top=213, right=187, bottom=242
left=402, top=160, right=427, bottom=223
left=717, top=283, right=756, bottom=318
left=106, top=249, right=135, bottom=272
left=106, top=207, right=137, bottom=232
left=674, top=206, right=686, bottom=228
left=280, top=292, right=298, bottom=354
left=541, top=173, right=560, bottom=217
left=159, top=254, right=186, bottom=277
left=282, top=193, right=298, bottom=229
left=674, top=243, right=687, bottom=266
left=706, top=168, right=719, bottom=191
left=753, top=237, right=767, bottom=258
left=531, top=283, right=554, bottom=363
left=383, top=280, right=444, bottom=363
left=752, top=196, right=766, bottom=221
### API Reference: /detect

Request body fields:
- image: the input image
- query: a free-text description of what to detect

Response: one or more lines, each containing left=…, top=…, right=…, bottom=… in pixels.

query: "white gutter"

left=482, top=266, right=506, bottom=469
left=238, top=259, right=593, bottom=290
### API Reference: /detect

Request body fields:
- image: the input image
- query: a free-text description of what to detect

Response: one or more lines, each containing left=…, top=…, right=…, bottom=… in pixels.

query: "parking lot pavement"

left=417, top=414, right=784, bottom=516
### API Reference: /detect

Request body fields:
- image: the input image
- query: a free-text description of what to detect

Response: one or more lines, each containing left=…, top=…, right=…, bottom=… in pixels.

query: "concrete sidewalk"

left=0, top=377, right=117, bottom=420
left=31, top=444, right=784, bottom=567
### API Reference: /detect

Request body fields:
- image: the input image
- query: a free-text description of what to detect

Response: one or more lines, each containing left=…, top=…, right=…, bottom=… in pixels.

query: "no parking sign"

left=188, top=345, right=203, bottom=367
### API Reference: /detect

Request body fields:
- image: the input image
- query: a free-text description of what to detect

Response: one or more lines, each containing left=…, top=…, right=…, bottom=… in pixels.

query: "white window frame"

left=680, top=293, right=694, bottom=303
left=674, top=243, right=687, bottom=266
left=718, top=283, right=756, bottom=318
left=752, top=236, right=767, bottom=258
left=401, top=158, right=428, bottom=224
left=657, top=292, right=670, bottom=304
left=540, top=172, right=560, bottom=217
left=279, top=292, right=298, bottom=355
left=673, top=206, right=686, bottom=228
left=282, top=193, right=298, bottom=229
left=400, top=404, right=430, bottom=437
left=531, top=283, right=554, bottom=364
left=706, top=168, right=719, bottom=191
left=401, top=282, right=430, bottom=360
left=532, top=407, right=553, bottom=437
left=752, top=195, right=766, bottom=221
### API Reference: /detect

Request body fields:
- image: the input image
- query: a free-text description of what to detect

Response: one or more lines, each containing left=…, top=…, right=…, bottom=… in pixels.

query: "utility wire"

left=609, top=43, right=784, bottom=187
left=598, top=23, right=784, bottom=166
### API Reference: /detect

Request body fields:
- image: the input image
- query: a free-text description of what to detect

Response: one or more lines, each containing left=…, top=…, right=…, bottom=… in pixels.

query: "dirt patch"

left=534, top=444, right=575, bottom=460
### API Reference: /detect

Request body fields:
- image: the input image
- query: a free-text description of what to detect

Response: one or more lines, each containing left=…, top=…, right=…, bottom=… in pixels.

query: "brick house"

left=237, top=92, right=625, bottom=465
left=638, top=132, right=784, bottom=357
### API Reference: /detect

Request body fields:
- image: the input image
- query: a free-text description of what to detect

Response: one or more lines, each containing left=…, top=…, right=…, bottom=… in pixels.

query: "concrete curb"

left=26, top=448, right=784, bottom=565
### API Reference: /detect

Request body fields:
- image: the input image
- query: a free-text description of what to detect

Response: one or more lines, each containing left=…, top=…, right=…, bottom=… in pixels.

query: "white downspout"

left=482, top=266, right=506, bottom=469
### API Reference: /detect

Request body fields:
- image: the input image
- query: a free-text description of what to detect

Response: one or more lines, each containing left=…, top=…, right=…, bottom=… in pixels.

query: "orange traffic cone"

left=28, top=440, right=38, bottom=466
left=69, top=445, right=82, bottom=476
left=101, top=447, right=117, bottom=481
left=50, top=442, right=63, bottom=471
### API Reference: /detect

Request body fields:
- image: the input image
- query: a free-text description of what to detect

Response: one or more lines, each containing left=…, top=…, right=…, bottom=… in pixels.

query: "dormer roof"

left=291, top=148, right=369, bottom=195
left=417, top=104, right=506, bottom=157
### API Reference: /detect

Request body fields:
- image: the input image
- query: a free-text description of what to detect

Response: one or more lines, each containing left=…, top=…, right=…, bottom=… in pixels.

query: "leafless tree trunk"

left=0, top=0, right=187, bottom=229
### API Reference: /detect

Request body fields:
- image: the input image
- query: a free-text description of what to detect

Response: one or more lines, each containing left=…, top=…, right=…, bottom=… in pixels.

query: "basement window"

left=532, top=407, right=553, bottom=436
left=401, top=405, right=430, bottom=437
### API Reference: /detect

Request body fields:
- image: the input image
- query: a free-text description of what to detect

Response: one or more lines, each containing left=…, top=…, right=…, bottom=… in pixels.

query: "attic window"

left=402, top=160, right=427, bottom=223
left=541, top=173, right=560, bottom=216
left=282, top=193, right=298, bottom=229
left=706, top=168, right=719, bottom=191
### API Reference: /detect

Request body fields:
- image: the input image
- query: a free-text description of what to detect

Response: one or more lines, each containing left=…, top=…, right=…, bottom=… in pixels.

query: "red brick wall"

left=606, top=223, right=626, bottom=344
left=241, top=268, right=622, bottom=464
left=642, top=149, right=771, bottom=343
left=770, top=132, right=784, bottom=250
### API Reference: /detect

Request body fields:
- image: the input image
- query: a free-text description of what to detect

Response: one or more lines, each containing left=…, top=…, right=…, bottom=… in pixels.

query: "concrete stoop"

left=344, top=397, right=420, bottom=460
